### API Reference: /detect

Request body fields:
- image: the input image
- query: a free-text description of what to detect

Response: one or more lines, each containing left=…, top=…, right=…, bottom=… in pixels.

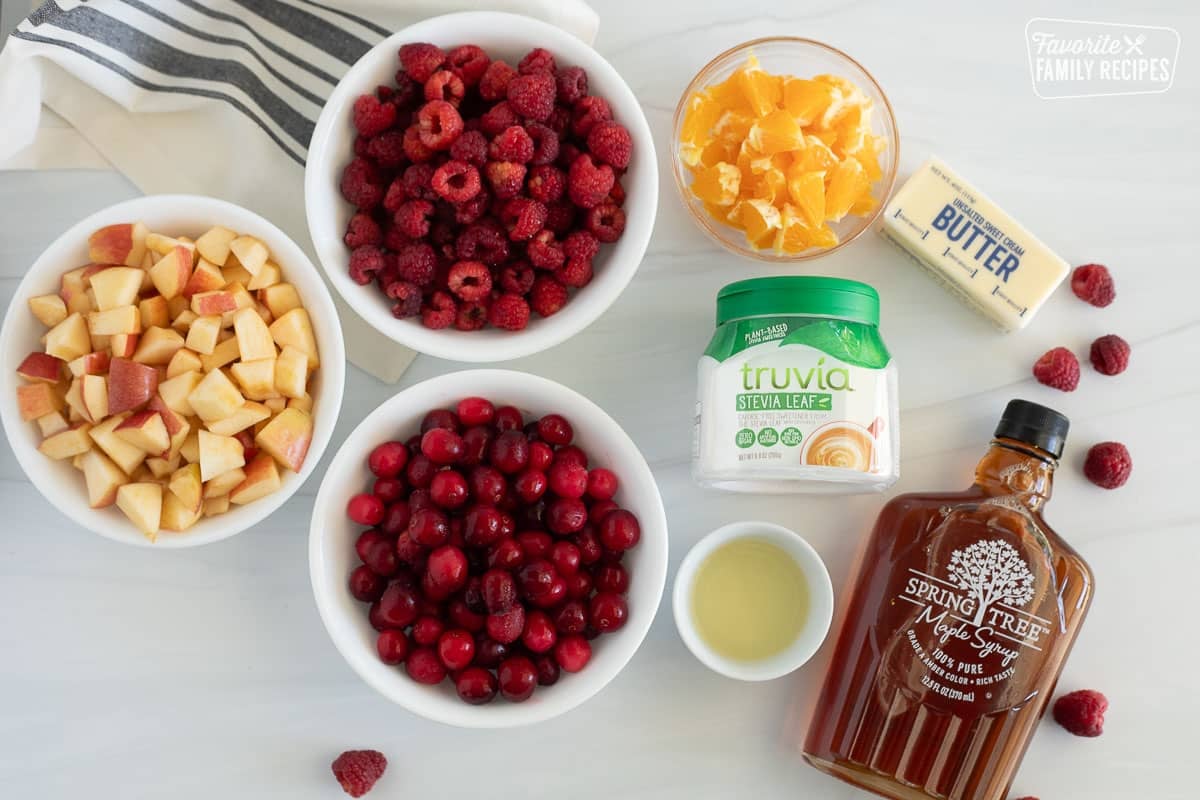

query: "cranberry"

left=517, top=530, right=553, bottom=559
left=554, top=635, right=592, bottom=673
left=456, top=396, right=495, bottom=426
left=347, top=492, right=385, bottom=525
left=518, top=559, right=557, bottom=596
left=468, top=465, right=506, bottom=505
left=425, top=544, right=469, bottom=595
left=349, top=564, right=385, bottom=601
left=553, top=444, right=588, bottom=468
left=368, top=440, right=409, bottom=477
left=589, top=592, right=628, bottom=633
left=550, top=541, right=581, bottom=576
left=586, top=468, right=618, bottom=500
left=394, top=532, right=427, bottom=570
left=379, top=500, right=412, bottom=536
left=536, top=413, right=574, bottom=445
left=588, top=499, right=618, bottom=524
left=565, top=570, right=592, bottom=600
left=522, top=610, right=558, bottom=653
left=546, top=497, right=587, bottom=534
left=408, top=489, right=434, bottom=513
left=494, top=405, right=524, bottom=431
left=461, top=425, right=493, bottom=465
left=487, top=538, right=525, bottom=570
left=456, top=666, right=498, bottom=704
left=405, top=647, right=447, bottom=684
left=373, top=477, right=406, bottom=504
left=361, top=536, right=399, bottom=577
left=482, top=568, right=518, bottom=612
left=368, top=600, right=388, bottom=631
left=573, top=528, right=603, bottom=564
left=421, top=427, right=465, bottom=464
left=529, top=577, right=567, bottom=609
left=547, top=461, right=588, bottom=499
left=489, top=430, right=530, bottom=473
left=594, top=563, right=629, bottom=594
left=499, top=511, right=516, bottom=538
left=406, top=453, right=436, bottom=487
left=553, top=600, right=588, bottom=635
left=411, top=615, right=445, bottom=646
left=430, top=470, right=469, bottom=509
left=437, top=628, right=476, bottom=670
left=448, top=598, right=486, bottom=632
left=599, top=509, right=640, bottom=552
left=378, top=583, right=420, bottom=628
left=535, top=654, right=560, bottom=686
left=356, top=529, right=386, bottom=563
left=421, top=408, right=459, bottom=433
left=486, top=606, right=525, bottom=643
left=498, top=656, right=538, bottom=702
left=463, top=506, right=504, bottom=546
left=474, top=635, right=509, bottom=668
left=408, top=508, right=450, bottom=547
left=528, top=440, right=554, bottom=471
left=377, top=629, right=409, bottom=665
left=514, top=469, right=548, bottom=503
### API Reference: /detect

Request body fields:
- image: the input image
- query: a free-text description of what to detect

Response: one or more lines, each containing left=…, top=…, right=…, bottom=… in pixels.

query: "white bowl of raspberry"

left=305, top=11, right=657, bottom=363
left=308, top=369, right=669, bottom=727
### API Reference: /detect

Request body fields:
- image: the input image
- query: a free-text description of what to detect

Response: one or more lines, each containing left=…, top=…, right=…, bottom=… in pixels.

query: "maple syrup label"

left=895, top=537, right=1052, bottom=706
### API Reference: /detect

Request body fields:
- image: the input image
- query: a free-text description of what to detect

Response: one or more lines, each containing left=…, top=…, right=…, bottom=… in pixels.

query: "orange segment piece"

left=750, top=168, right=787, bottom=205
left=735, top=60, right=783, bottom=117
left=748, top=109, right=804, bottom=155
left=787, top=170, right=826, bottom=227
left=691, top=162, right=742, bottom=206
left=681, top=92, right=723, bottom=145
left=774, top=204, right=812, bottom=253
left=782, top=78, right=836, bottom=126
left=825, top=157, right=869, bottom=222
left=740, top=199, right=782, bottom=247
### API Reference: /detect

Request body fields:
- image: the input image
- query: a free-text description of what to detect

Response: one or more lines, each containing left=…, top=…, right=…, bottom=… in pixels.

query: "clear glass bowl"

left=671, top=37, right=899, bottom=262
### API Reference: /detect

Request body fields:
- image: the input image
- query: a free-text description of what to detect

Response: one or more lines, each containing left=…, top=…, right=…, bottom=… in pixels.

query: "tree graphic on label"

left=947, top=539, right=1035, bottom=626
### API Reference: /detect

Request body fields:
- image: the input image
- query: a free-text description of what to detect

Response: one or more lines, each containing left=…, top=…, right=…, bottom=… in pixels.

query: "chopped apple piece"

left=158, top=370, right=202, bottom=416
left=36, top=410, right=70, bottom=438
left=230, top=452, right=281, bottom=505
left=146, top=394, right=186, bottom=436
left=246, top=261, right=281, bottom=290
left=43, top=312, right=91, bottom=361
left=254, top=407, right=313, bottom=472
left=260, top=283, right=301, bottom=318
left=206, top=401, right=271, bottom=437
left=268, top=308, right=318, bottom=368
left=89, top=267, right=143, bottom=311
left=198, top=430, right=245, bottom=482
left=167, top=294, right=188, bottom=319
left=80, top=448, right=127, bottom=507
left=132, top=326, right=185, bottom=365
left=116, top=482, right=162, bottom=538
left=166, top=348, right=203, bottom=378
left=184, top=314, right=221, bottom=355
left=67, top=351, right=110, bottom=377
left=229, top=235, right=269, bottom=276
left=233, top=306, right=275, bottom=362
left=273, top=345, right=309, bottom=399
left=188, top=369, right=244, bottom=423
left=60, top=268, right=92, bottom=315
left=195, top=226, right=238, bottom=265
left=139, top=295, right=170, bottom=329
left=87, top=305, right=141, bottom=336
left=29, top=294, right=68, bottom=327
left=64, top=378, right=87, bottom=420
left=16, top=352, right=64, bottom=383
left=222, top=263, right=253, bottom=288
left=146, top=232, right=195, bottom=256
left=110, top=333, right=139, bottom=358
left=115, top=410, right=170, bottom=454
left=230, top=358, right=278, bottom=400
left=203, top=467, right=246, bottom=498
left=17, top=382, right=63, bottom=421
left=161, top=490, right=202, bottom=532
left=80, top=373, right=109, bottom=422
left=266, top=396, right=288, bottom=413
left=179, top=427, right=201, bottom=463
left=88, top=222, right=148, bottom=267
left=107, top=357, right=158, bottom=415
left=146, top=454, right=181, bottom=479
left=38, top=422, right=94, bottom=460
left=171, top=310, right=198, bottom=334
left=168, top=462, right=203, bottom=512
left=199, top=336, right=241, bottom=372
left=182, top=258, right=225, bottom=298
left=148, top=244, right=194, bottom=300
left=89, top=413, right=146, bottom=474
left=203, top=494, right=231, bottom=517
left=219, top=283, right=256, bottom=327
left=191, top=290, right=237, bottom=316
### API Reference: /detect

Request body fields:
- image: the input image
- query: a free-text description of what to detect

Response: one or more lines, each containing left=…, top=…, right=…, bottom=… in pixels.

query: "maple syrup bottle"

left=802, top=400, right=1093, bottom=800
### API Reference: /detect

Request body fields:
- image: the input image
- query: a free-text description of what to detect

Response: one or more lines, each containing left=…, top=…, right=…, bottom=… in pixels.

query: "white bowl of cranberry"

left=304, top=11, right=657, bottom=362
left=309, top=369, right=668, bottom=726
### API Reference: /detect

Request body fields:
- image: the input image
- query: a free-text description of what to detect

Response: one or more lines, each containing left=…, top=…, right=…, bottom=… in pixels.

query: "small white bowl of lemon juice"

left=673, top=521, right=834, bottom=681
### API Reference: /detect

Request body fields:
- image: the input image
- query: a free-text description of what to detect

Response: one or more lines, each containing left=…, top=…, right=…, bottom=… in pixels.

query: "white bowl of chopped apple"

left=0, top=195, right=345, bottom=547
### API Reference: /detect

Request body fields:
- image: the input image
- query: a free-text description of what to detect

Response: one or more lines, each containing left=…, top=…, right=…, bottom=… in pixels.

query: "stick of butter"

left=880, top=158, right=1068, bottom=332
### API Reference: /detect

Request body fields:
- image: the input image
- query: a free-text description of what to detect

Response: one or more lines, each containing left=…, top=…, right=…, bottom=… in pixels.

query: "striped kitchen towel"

left=0, top=0, right=599, bottom=383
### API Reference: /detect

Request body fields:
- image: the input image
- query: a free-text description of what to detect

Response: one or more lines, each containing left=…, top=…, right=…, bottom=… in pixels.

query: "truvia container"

left=692, top=277, right=899, bottom=494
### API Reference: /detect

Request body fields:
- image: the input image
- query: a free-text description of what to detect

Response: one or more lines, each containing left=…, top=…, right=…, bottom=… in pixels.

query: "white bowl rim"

left=304, top=10, right=659, bottom=363
left=0, top=193, right=346, bottom=548
left=308, top=368, right=669, bottom=727
left=672, top=520, right=834, bottom=681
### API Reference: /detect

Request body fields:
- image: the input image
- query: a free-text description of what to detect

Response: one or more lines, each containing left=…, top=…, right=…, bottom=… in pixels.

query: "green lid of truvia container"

left=715, top=277, right=880, bottom=326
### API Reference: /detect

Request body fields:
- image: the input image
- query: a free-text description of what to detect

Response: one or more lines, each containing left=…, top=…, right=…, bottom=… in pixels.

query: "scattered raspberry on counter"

left=1089, top=334, right=1130, bottom=376
left=1070, top=263, right=1115, bottom=307
left=331, top=749, right=388, bottom=797
left=1032, top=347, right=1080, bottom=392
left=1052, top=689, right=1108, bottom=737
left=1083, top=442, right=1132, bottom=489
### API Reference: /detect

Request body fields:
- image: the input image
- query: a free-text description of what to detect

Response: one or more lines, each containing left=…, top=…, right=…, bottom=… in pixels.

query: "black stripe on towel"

left=11, top=29, right=307, bottom=166
left=292, top=0, right=390, bottom=39
left=229, top=0, right=374, bottom=65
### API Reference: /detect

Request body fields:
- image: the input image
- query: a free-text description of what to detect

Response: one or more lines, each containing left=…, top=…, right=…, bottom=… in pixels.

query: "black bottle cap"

left=994, top=399, right=1069, bottom=459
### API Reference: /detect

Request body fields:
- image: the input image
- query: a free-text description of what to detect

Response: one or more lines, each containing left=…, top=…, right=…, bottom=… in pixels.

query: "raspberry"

left=344, top=213, right=382, bottom=248
left=479, top=60, right=517, bottom=102
left=484, top=161, right=527, bottom=200
left=563, top=230, right=599, bottom=263
left=447, top=260, right=493, bottom=301
left=567, top=154, right=615, bottom=209
left=555, top=66, right=588, bottom=104
left=449, top=129, right=488, bottom=166
left=525, top=122, right=560, bottom=166
left=586, top=203, right=626, bottom=243
left=402, top=163, right=438, bottom=201
left=545, top=106, right=572, bottom=136
left=455, top=300, right=489, bottom=331
left=386, top=280, right=423, bottom=318
left=349, top=245, right=387, bottom=285
left=608, top=179, right=626, bottom=206
left=402, top=124, right=435, bottom=162
left=395, top=242, right=437, bottom=286
left=557, top=142, right=583, bottom=170
left=393, top=199, right=434, bottom=239
left=1083, top=442, right=1132, bottom=489
left=571, top=96, right=612, bottom=138
left=1052, top=689, right=1108, bottom=736
left=1032, top=347, right=1079, bottom=392
left=340, top=158, right=383, bottom=210
left=431, top=160, right=481, bottom=203
left=456, top=223, right=509, bottom=265
left=446, top=44, right=489, bottom=87
left=489, top=293, right=531, bottom=331
left=374, top=84, right=394, bottom=103
left=556, top=258, right=594, bottom=288
left=417, top=100, right=464, bottom=150
left=331, top=749, right=387, bottom=798
left=389, top=71, right=420, bottom=109
left=500, top=262, right=535, bottom=294
left=489, top=126, right=535, bottom=164
left=352, top=94, right=397, bottom=137
left=480, top=101, right=520, bottom=136
left=353, top=134, right=371, bottom=158
left=399, top=42, right=446, bottom=83
left=518, top=48, right=557, bottom=75
left=365, top=129, right=407, bottom=168
left=500, top=198, right=547, bottom=241
left=424, top=70, right=465, bottom=105
left=422, top=290, right=457, bottom=329
left=586, top=121, right=633, bottom=169
left=544, top=202, right=576, bottom=234
left=507, top=73, right=556, bottom=121
left=381, top=223, right=409, bottom=251
left=382, top=178, right=407, bottom=213
left=527, top=165, right=566, bottom=203
left=1089, top=334, right=1130, bottom=376
left=530, top=276, right=569, bottom=317
left=454, top=190, right=490, bottom=225
left=527, top=230, right=565, bottom=271
left=1070, top=263, right=1115, bottom=307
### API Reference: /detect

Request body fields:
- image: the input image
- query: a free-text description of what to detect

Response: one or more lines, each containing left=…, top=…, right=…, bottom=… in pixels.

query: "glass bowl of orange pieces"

left=672, top=38, right=899, bottom=261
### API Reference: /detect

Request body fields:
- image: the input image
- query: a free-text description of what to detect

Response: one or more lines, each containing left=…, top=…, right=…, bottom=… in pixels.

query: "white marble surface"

left=1, top=2, right=1197, bottom=798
